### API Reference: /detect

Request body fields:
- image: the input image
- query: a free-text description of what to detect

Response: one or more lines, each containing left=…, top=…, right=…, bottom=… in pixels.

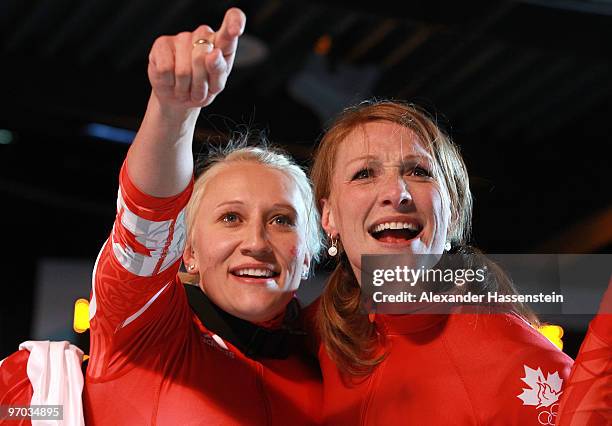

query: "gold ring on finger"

left=193, top=39, right=214, bottom=48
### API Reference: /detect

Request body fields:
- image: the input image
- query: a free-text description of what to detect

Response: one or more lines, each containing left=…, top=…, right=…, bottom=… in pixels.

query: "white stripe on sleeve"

left=119, top=282, right=171, bottom=329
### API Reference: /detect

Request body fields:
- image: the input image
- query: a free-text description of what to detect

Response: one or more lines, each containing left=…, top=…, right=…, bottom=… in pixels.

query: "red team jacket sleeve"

left=0, top=350, right=33, bottom=426
left=87, top=162, right=193, bottom=381
left=557, top=281, right=612, bottom=425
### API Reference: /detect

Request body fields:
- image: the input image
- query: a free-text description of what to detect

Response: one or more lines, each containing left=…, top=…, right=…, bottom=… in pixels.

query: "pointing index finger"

left=214, top=7, right=246, bottom=58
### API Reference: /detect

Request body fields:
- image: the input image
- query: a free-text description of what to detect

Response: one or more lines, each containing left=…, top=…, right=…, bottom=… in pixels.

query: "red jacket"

left=0, top=350, right=31, bottom=426
left=83, top=163, right=322, bottom=425
left=557, top=281, right=612, bottom=425
left=313, top=311, right=573, bottom=425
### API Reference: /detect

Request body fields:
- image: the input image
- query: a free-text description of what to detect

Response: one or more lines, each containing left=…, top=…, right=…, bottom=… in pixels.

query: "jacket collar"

left=184, top=284, right=304, bottom=359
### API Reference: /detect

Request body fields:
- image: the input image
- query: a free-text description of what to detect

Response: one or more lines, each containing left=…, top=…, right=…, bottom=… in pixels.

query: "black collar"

left=184, top=284, right=304, bottom=360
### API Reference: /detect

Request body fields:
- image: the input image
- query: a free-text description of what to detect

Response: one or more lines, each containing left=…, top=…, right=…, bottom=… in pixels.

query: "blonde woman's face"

left=184, top=162, right=310, bottom=322
left=322, top=121, right=451, bottom=283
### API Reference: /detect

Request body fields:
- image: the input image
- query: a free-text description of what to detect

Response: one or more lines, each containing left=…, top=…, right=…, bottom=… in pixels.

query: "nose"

left=380, top=173, right=412, bottom=209
left=240, top=221, right=273, bottom=257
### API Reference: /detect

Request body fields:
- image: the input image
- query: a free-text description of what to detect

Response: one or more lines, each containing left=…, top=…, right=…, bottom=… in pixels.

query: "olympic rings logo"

left=537, top=403, right=559, bottom=425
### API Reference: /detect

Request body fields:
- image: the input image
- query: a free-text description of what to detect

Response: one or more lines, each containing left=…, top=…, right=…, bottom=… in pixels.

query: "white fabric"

left=19, top=341, right=85, bottom=426
left=120, top=282, right=170, bottom=328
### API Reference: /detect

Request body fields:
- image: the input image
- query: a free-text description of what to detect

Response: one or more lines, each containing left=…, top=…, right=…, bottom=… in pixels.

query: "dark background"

left=1, top=0, right=611, bottom=358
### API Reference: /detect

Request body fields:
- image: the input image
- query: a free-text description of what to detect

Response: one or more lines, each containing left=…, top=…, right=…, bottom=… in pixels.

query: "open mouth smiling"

left=229, top=266, right=280, bottom=281
left=368, top=219, right=423, bottom=244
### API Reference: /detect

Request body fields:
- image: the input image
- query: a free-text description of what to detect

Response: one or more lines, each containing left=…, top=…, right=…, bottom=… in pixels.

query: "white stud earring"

left=301, top=267, right=309, bottom=280
left=328, top=234, right=338, bottom=257
left=444, top=241, right=451, bottom=252
left=188, top=264, right=196, bottom=271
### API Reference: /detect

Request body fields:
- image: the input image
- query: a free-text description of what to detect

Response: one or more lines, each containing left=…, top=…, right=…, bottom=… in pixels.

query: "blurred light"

left=288, top=54, right=381, bottom=122
left=73, top=298, right=90, bottom=333
left=314, top=34, right=332, bottom=55
left=0, top=129, right=14, bottom=144
left=234, top=34, right=269, bottom=67
left=85, top=123, right=135, bottom=144
left=538, top=324, right=564, bottom=350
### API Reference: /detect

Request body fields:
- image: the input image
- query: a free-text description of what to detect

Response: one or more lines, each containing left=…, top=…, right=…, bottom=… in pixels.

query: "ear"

left=182, top=241, right=199, bottom=274
left=320, top=198, right=338, bottom=237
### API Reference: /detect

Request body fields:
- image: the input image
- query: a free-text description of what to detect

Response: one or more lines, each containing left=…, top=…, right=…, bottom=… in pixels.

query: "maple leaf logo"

left=517, top=365, right=563, bottom=408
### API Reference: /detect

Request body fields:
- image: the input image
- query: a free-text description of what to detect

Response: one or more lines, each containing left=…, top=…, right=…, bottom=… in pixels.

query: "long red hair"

left=311, top=100, right=472, bottom=377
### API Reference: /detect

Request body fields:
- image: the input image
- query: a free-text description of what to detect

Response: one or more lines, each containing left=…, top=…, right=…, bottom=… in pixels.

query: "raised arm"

left=86, top=10, right=246, bottom=380
left=556, top=280, right=612, bottom=425
left=126, top=7, right=246, bottom=197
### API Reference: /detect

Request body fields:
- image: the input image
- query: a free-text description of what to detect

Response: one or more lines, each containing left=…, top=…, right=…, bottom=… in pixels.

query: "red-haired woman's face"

left=184, top=162, right=310, bottom=322
left=321, top=121, right=450, bottom=283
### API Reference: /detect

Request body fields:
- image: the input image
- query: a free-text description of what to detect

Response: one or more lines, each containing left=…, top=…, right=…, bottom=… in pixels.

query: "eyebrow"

left=345, top=155, right=378, bottom=167
left=215, top=200, right=298, bottom=215
left=346, top=154, right=432, bottom=167
left=215, top=200, right=245, bottom=209
left=270, top=203, right=298, bottom=213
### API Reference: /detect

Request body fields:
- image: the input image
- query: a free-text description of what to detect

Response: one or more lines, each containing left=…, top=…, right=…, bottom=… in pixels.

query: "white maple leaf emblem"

left=517, top=365, right=563, bottom=408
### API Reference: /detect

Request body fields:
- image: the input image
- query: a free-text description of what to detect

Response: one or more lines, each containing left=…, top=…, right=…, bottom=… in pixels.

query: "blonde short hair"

left=185, top=139, right=324, bottom=272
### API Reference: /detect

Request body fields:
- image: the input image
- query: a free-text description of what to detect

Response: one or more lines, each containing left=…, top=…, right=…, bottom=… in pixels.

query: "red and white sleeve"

left=87, top=161, right=193, bottom=379
left=557, top=280, right=612, bottom=426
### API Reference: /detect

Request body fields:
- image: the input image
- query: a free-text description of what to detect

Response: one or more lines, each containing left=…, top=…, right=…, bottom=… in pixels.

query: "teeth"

left=372, top=221, right=421, bottom=233
left=235, top=268, right=274, bottom=277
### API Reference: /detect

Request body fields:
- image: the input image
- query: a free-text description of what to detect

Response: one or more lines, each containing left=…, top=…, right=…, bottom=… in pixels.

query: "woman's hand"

left=147, top=7, right=246, bottom=111
left=126, top=8, right=246, bottom=197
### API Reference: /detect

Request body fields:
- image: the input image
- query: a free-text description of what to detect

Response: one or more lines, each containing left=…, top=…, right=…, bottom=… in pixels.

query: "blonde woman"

left=83, top=9, right=323, bottom=425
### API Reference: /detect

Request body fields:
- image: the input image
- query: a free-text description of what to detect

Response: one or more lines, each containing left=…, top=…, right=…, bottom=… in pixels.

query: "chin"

left=234, top=299, right=284, bottom=322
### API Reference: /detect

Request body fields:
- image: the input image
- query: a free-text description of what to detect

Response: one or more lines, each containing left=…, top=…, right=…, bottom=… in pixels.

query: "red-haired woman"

left=309, top=101, right=573, bottom=425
